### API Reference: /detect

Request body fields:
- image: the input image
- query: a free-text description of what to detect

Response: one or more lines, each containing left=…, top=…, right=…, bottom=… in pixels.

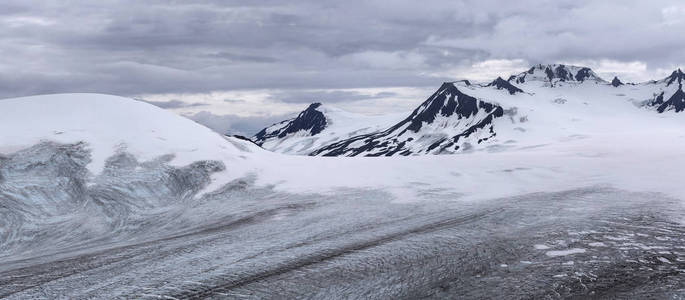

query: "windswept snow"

left=0, top=93, right=253, bottom=181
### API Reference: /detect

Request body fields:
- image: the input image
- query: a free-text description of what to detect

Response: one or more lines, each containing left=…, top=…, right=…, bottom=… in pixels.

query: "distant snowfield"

left=242, top=80, right=685, bottom=202
left=250, top=129, right=685, bottom=203
left=235, top=67, right=685, bottom=204
left=2, top=92, right=685, bottom=204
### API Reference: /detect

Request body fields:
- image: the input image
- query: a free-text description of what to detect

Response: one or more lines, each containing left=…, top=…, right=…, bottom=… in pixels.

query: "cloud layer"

left=2, top=1, right=685, bottom=134
left=2, top=0, right=685, bottom=98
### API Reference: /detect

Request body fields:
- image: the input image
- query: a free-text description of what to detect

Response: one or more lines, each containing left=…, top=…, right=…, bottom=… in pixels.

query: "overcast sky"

left=2, top=0, right=685, bottom=134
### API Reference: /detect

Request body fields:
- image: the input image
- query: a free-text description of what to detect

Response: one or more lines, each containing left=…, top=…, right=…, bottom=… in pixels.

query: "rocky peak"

left=611, top=76, right=624, bottom=87
left=661, top=69, right=685, bottom=87
left=510, top=64, right=604, bottom=84
left=486, top=77, right=524, bottom=95
left=252, top=102, right=328, bottom=144
left=399, top=82, right=502, bottom=133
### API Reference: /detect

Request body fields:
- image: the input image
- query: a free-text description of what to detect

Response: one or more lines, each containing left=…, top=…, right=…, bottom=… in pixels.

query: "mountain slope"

left=0, top=93, right=251, bottom=176
left=508, top=64, right=605, bottom=85
left=254, top=103, right=328, bottom=143
left=486, top=77, right=524, bottom=95
left=251, top=64, right=685, bottom=158
left=0, top=93, right=272, bottom=261
left=646, top=69, right=685, bottom=113
left=311, top=83, right=504, bottom=156
left=252, top=102, right=403, bottom=155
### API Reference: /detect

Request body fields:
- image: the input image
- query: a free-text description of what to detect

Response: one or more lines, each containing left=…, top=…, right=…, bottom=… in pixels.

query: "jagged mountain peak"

left=659, top=68, right=685, bottom=86
left=252, top=64, right=685, bottom=158
left=253, top=102, right=328, bottom=145
left=510, top=64, right=604, bottom=84
left=651, top=89, right=685, bottom=113
left=643, top=69, right=685, bottom=113
left=400, top=82, right=499, bottom=133
left=486, top=76, right=524, bottom=94
left=611, top=76, right=624, bottom=87
left=305, top=102, right=323, bottom=110
left=311, top=82, right=504, bottom=156
left=451, top=79, right=472, bottom=86
left=250, top=102, right=404, bottom=155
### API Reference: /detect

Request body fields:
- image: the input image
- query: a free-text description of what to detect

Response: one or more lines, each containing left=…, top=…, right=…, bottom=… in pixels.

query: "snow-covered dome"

left=0, top=93, right=250, bottom=175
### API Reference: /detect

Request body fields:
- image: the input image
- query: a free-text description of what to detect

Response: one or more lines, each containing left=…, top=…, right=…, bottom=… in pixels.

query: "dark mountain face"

left=486, top=77, right=524, bottom=95
left=511, top=64, right=603, bottom=84
left=230, top=135, right=262, bottom=147
left=311, top=83, right=504, bottom=157
left=646, top=69, right=685, bottom=113
left=456, top=79, right=471, bottom=86
left=401, top=83, right=502, bottom=133
left=280, top=103, right=327, bottom=137
left=651, top=87, right=685, bottom=113
left=575, top=67, right=594, bottom=82
left=252, top=65, right=685, bottom=157
left=253, top=103, right=327, bottom=145
left=664, top=69, right=685, bottom=87
left=611, top=77, right=624, bottom=87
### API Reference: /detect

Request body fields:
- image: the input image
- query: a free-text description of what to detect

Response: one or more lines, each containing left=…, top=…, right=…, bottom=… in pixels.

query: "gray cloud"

left=185, top=111, right=295, bottom=136
left=141, top=99, right=207, bottom=109
left=223, top=98, right=248, bottom=103
left=270, top=90, right=398, bottom=103
left=207, top=52, right=278, bottom=63
left=0, top=0, right=684, bottom=100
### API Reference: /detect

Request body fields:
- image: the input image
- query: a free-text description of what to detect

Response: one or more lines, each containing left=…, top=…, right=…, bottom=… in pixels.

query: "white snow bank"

left=0, top=93, right=251, bottom=179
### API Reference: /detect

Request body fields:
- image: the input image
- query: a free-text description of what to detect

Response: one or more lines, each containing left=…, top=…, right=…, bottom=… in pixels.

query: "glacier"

left=1, top=69, right=685, bottom=298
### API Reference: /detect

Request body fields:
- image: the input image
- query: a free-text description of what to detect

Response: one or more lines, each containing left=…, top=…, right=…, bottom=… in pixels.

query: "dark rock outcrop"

left=652, top=88, right=685, bottom=113
left=510, top=64, right=604, bottom=84
left=611, top=76, right=624, bottom=87
left=662, top=69, right=685, bottom=87
left=486, top=77, right=524, bottom=95
left=253, top=103, right=327, bottom=145
left=311, top=83, right=504, bottom=156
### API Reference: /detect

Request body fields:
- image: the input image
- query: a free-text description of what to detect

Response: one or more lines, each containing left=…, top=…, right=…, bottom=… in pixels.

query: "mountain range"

left=4, top=69, right=685, bottom=298
left=251, top=64, right=685, bottom=156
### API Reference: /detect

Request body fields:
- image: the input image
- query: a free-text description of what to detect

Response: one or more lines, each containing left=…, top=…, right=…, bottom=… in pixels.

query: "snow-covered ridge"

left=0, top=93, right=271, bottom=259
left=252, top=102, right=404, bottom=155
left=656, top=68, right=685, bottom=86
left=508, top=64, right=605, bottom=85
left=0, top=93, right=251, bottom=178
left=254, top=103, right=328, bottom=143
left=485, top=77, right=524, bottom=95
left=253, top=64, right=685, bottom=157
left=644, top=69, right=685, bottom=113
left=312, top=82, right=504, bottom=156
